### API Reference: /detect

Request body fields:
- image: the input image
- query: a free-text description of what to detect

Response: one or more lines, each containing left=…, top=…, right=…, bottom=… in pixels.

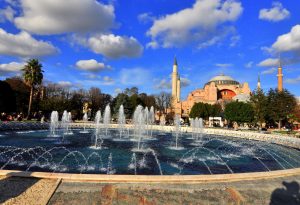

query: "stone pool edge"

left=0, top=168, right=300, bottom=183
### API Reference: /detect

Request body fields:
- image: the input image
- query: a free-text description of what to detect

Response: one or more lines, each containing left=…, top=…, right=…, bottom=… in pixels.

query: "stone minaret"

left=172, top=57, right=178, bottom=102
left=257, top=74, right=261, bottom=91
left=277, top=59, right=283, bottom=92
left=176, top=76, right=181, bottom=102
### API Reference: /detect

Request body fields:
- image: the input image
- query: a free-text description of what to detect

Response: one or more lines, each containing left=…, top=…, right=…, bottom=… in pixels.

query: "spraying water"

left=128, top=153, right=137, bottom=175
left=118, top=105, right=126, bottom=138
left=149, top=106, right=155, bottom=137
left=94, top=110, right=103, bottom=148
left=168, top=115, right=184, bottom=150
left=49, top=111, right=59, bottom=137
left=133, top=105, right=146, bottom=151
left=61, top=111, right=72, bottom=135
left=80, top=113, right=89, bottom=133
left=103, top=105, right=111, bottom=136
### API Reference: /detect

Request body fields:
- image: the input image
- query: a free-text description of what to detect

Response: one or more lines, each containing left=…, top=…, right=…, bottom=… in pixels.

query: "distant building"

left=171, top=58, right=251, bottom=118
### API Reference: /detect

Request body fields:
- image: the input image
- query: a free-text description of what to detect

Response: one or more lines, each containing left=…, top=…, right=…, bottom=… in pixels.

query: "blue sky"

left=0, top=0, right=300, bottom=98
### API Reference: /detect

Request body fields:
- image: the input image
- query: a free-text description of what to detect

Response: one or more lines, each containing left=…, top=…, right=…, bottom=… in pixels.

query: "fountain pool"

left=1, top=127, right=300, bottom=175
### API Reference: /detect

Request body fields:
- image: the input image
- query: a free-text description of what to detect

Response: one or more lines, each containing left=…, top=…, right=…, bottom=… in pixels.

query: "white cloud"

left=0, top=28, right=58, bottom=57
left=154, top=79, right=171, bottom=90
left=257, top=58, right=279, bottom=67
left=259, top=25, right=300, bottom=66
left=0, top=6, right=15, bottom=22
left=215, top=63, right=232, bottom=68
left=81, top=73, right=101, bottom=80
left=146, top=41, right=159, bottom=49
left=245, top=61, right=253, bottom=68
left=285, top=76, right=300, bottom=84
left=154, top=77, right=190, bottom=90
left=5, top=0, right=18, bottom=7
left=57, top=81, right=73, bottom=88
left=0, top=62, right=24, bottom=74
left=147, top=0, right=243, bottom=48
left=138, top=12, right=155, bottom=24
left=120, top=68, right=151, bottom=86
left=271, top=25, right=300, bottom=52
left=102, top=76, right=114, bottom=85
left=75, top=59, right=106, bottom=72
left=181, top=77, right=191, bottom=87
left=230, top=35, right=240, bottom=47
left=262, top=67, right=276, bottom=75
left=88, top=34, right=143, bottom=59
left=14, top=0, right=115, bottom=35
left=259, top=2, right=290, bottom=22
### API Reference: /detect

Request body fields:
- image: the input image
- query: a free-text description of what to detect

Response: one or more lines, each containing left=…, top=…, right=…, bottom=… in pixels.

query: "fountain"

left=80, top=113, right=89, bottom=133
left=128, top=153, right=137, bottom=175
left=103, top=104, right=111, bottom=136
left=1, top=106, right=300, bottom=175
left=106, top=153, right=115, bottom=174
left=49, top=111, right=59, bottom=137
left=149, top=106, right=155, bottom=137
left=116, top=105, right=126, bottom=140
left=168, top=115, right=184, bottom=150
left=132, top=105, right=146, bottom=152
left=61, top=111, right=73, bottom=135
left=93, top=110, right=103, bottom=149
left=190, top=118, right=204, bottom=145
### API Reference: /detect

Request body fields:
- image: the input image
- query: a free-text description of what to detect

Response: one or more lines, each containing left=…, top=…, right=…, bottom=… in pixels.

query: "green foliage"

left=224, top=101, right=254, bottom=123
left=250, top=89, right=268, bottom=126
left=4, top=77, right=30, bottom=113
left=189, top=102, right=222, bottom=119
left=22, top=59, right=44, bottom=117
left=22, top=59, right=43, bottom=88
left=113, top=93, right=133, bottom=118
left=0, top=81, right=16, bottom=112
left=266, top=89, right=297, bottom=128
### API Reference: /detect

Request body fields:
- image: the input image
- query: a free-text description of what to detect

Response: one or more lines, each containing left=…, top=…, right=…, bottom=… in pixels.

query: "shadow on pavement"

left=0, top=172, right=39, bottom=203
left=270, top=181, right=300, bottom=205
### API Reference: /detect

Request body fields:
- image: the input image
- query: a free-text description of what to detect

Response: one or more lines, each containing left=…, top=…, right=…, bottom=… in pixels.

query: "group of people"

left=0, top=112, right=46, bottom=122
left=0, top=112, right=24, bottom=122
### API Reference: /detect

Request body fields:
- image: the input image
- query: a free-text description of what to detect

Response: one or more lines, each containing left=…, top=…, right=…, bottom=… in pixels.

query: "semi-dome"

left=207, top=74, right=239, bottom=85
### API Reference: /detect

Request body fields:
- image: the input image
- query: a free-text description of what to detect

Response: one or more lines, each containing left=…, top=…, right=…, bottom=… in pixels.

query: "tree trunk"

left=27, top=86, right=33, bottom=119
left=278, top=120, right=282, bottom=130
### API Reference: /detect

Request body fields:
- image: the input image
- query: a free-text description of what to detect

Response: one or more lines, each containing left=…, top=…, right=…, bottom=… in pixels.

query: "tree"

left=250, top=89, right=268, bottom=128
left=155, top=92, right=172, bottom=120
left=113, top=93, right=133, bottom=118
left=88, top=87, right=112, bottom=117
left=5, top=77, right=30, bottom=113
left=0, top=81, right=16, bottom=113
left=22, top=59, right=44, bottom=118
left=124, top=87, right=138, bottom=96
left=224, top=101, right=254, bottom=124
left=189, top=102, right=222, bottom=119
left=139, top=93, right=157, bottom=108
left=267, top=89, right=297, bottom=129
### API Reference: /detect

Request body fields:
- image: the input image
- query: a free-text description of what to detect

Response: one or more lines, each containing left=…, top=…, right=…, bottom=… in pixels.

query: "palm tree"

left=22, top=59, right=44, bottom=118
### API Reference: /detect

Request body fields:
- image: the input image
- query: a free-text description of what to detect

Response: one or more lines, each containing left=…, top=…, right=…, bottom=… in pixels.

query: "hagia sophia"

left=170, top=57, right=283, bottom=118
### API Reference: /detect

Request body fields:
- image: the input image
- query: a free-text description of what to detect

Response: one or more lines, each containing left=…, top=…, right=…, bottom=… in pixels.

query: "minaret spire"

left=277, top=55, right=283, bottom=92
left=257, top=73, right=261, bottom=91
left=172, top=56, right=179, bottom=103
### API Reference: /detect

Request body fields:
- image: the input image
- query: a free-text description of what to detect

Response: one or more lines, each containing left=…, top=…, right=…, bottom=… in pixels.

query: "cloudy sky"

left=0, top=0, right=300, bottom=98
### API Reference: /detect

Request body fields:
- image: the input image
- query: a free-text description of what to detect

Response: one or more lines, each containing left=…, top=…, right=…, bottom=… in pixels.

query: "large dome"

left=207, top=74, right=239, bottom=85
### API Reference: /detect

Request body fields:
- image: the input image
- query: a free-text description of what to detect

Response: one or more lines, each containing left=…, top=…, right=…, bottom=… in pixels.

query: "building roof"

left=232, top=94, right=250, bottom=102
left=209, top=74, right=234, bottom=82
left=207, top=74, right=239, bottom=85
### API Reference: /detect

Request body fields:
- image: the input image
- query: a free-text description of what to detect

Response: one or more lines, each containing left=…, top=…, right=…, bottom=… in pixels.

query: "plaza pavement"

left=0, top=173, right=299, bottom=205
